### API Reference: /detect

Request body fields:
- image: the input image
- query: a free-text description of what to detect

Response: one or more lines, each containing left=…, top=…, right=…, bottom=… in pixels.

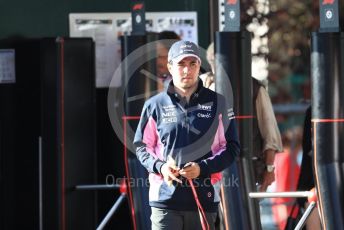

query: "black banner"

left=131, top=1, right=146, bottom=35
left=319, top=0, right=339, bottom=32
left=224, top=0, right=240, bottom=32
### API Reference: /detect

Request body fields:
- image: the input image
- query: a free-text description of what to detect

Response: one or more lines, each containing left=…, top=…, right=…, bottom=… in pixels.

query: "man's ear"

left=167, top=63, right=172, bottom=74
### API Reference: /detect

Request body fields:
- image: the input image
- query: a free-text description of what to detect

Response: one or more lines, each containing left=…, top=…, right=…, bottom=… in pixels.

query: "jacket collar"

left=167, top=78, right=204, bottom=102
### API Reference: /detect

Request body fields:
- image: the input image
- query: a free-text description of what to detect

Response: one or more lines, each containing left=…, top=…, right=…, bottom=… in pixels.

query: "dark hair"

left=158, top=31, right=180, bottom=40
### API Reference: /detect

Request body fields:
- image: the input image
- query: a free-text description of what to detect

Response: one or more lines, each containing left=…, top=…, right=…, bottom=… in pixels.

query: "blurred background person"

left=201, top=41, right=283, bottom=230
left=199, top=42, right=215, bottom=90
left=200, top=42, right=283, bottom=192
left=156, top=31, right=181, bottom=91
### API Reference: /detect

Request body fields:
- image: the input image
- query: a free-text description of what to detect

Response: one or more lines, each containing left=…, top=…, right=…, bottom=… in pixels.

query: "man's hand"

left=161, top=157, right=181, bottom=185
left=259, top=149, right=276, bottom=192
left=259, top=171, right=275, bottom=192
left=179, top=162, right=200, bottom=179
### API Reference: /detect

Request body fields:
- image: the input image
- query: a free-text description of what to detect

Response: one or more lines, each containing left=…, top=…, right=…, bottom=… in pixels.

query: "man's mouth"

left=182, top=76, right=192, bottom=80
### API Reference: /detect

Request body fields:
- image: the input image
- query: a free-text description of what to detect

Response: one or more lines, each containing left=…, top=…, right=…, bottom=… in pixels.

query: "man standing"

left=200, top=42, right=283, bottom=192
left=134, top=40, right=240, bottom=229
left=252, top=78, right=283, bottom=192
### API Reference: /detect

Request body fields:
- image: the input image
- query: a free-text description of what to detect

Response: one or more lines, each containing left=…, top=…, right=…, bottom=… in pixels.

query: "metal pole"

left=311, top=32, right=344, bottom=230
left=215, top=31, right=258, bottom=230
left=75, top=184, right=120, bottom=191
left=295, top=201, right=316, bottom=230
left=121, top=34, right=155, bottom=230
left=249, top=191, right=311, bottom=199
left=250, top=191, right=317, bottom=230
left=39, top=136, right=43, bottom=230
left=96, top=194, right=127, bottom=230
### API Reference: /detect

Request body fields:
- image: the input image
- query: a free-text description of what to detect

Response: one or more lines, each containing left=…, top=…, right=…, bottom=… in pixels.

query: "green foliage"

left=267, top=0, right=316, bottom=77
left=242, top=0, right=318, bottom=103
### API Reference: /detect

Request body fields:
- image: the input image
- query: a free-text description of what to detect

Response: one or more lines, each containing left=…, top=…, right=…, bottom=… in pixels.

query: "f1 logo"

left=322, top=0, right=335, bottom=5
left=227, top=0, right=237, bottom=5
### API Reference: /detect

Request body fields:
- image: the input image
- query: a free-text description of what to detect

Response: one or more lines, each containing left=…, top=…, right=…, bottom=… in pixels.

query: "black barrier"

left=121, top=34, right=154, bottom=230
left=311, top=32, right=344, bottom=230
left=131, top=1, right=146, bottom=35
left=319, top=0, right=339, bottom=32
left=0, top=38, right=97, bottom=229
left=41, top=38, right=97, bottom=230
left=223, top=0, right=240, bottom=32
left=215, top=31, right=261, bottom=230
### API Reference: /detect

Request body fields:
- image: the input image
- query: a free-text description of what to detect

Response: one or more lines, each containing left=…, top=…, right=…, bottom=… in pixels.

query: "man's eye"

left=191, top=63, right=197, bottom=67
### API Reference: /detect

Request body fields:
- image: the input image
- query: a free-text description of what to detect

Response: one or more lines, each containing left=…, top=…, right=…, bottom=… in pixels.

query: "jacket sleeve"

left=255, top=87, right=283, bottom=153
left=133, top=102, right=165, bottom=174
left=198, top=96, right=240, bottom=176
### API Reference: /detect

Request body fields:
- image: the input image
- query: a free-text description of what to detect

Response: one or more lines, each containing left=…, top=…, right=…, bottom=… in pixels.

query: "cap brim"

left=172, top=54, right=201, bottom=64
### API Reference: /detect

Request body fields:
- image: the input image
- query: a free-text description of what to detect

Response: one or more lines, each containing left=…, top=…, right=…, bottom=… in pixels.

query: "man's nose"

left=183, top=66, right=190, bottom=73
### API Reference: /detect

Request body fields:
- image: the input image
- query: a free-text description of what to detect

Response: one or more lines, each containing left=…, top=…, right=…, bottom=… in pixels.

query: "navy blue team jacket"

left=133, top=79, right=240, bottom=212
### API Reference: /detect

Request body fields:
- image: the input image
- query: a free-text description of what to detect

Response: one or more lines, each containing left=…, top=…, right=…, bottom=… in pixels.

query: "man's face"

left=156, top=43, right=169, bottom=78
left=168, top=56, right=200, bottom=90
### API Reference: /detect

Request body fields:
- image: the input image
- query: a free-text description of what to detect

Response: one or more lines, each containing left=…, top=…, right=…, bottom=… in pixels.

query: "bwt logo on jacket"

left=199, top=104, right=212, bottom=111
